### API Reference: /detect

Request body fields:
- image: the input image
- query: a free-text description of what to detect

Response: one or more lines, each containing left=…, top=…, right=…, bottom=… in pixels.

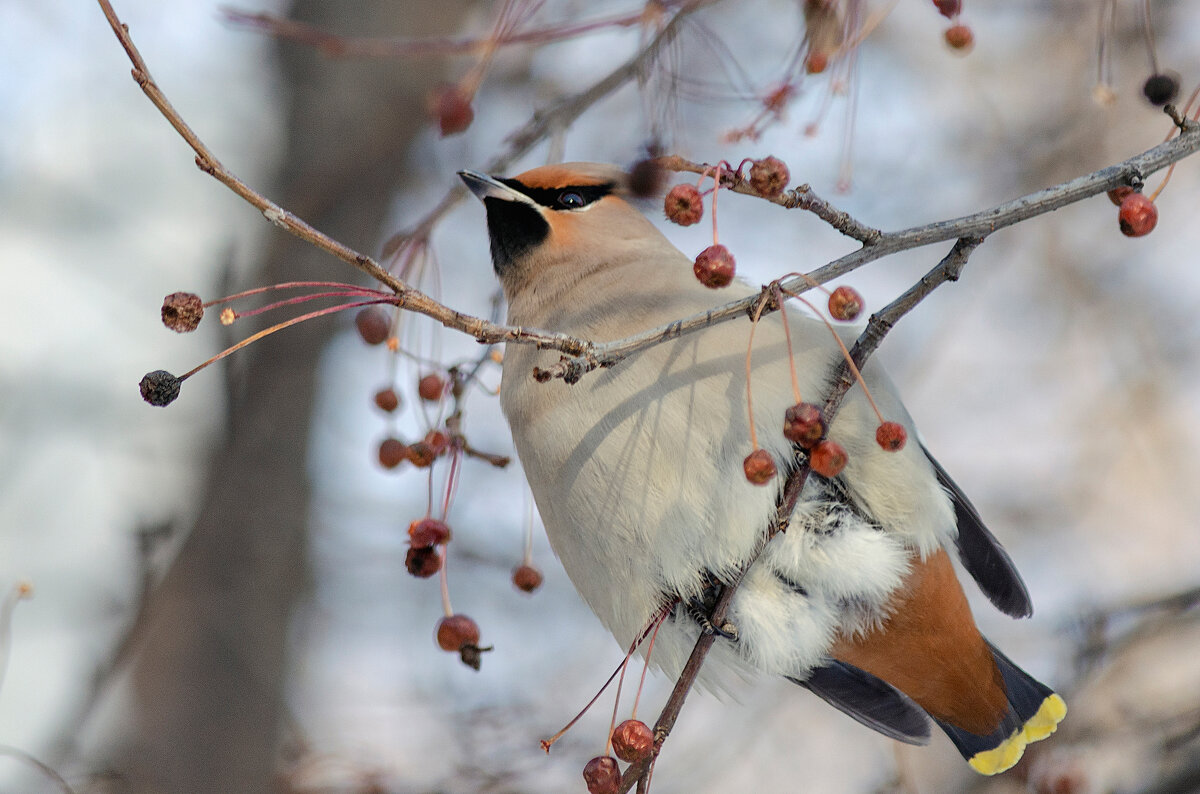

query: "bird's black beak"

left=458, top=170, right=533, bottom=204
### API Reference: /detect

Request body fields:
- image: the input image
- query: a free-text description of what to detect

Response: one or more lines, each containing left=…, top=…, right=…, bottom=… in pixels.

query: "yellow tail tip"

left=967, top=694, right=1068, bottom=775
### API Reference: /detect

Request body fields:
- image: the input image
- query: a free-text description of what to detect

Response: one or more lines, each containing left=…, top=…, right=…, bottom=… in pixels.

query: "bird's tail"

left=934, top=641, right=1067, bottom=775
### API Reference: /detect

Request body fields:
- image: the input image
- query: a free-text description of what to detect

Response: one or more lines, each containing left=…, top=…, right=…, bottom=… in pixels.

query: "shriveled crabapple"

left=944, top=24, right=974, bottom=52
left=748, top=156, right=790, bottom=197
left=664, top=183, right=704, bottom=226
left=405, top=545, right=441, bottom=578
left=355, top=306, right=390, bottom=346
left=810, top=439, right=848, bottom=478
left=428, top=83, right=474, bottom=136
left=783, top=402, right=825, bottom=449
left=161, top=292, right=204, bottom=332
left=582, top=756, right=620, bottom=794
left=408, top=517, right=451, bottom=547
left=373, top=387, right=400, bottom=412
left=1118, top=193, right=1158, bottom=237
left=378, top=437, right=408, bottom=469
left=875, top=421, right=908, bottom=452
left=406, top=440, right=436, bottom=468
left=693, top=244, right=736, bottom=289
left=611, top=719, right=654, bottom=763
left=512, top=564, right=543, bottom=592
left=743, top=448, right=777, bottom=485
left=827, top=285, right=863, bottom=321
left=418, top=373, right=446, bottom=401
left=436, top=614, right=480, bottom=651
left=140, top=370, right=181, bottom=407
left=1142, top=73, right=1179, bottom=106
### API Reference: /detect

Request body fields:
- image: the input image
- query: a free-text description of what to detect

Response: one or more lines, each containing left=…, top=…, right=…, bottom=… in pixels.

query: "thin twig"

left=539, top=122, right=1200, bottom=384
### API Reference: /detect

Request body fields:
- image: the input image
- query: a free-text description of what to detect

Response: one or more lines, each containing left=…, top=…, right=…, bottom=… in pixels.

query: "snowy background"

left=2, top=1, right=1199, bottom=792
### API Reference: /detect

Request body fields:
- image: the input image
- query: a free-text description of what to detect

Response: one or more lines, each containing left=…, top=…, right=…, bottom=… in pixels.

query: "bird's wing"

left=789, top=661, right=931, bottom=745
left=922, top=445, right=1032, bottom=618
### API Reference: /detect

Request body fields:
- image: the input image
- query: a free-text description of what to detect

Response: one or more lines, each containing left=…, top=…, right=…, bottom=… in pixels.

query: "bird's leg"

left=683, top=573, right=739, bottom=641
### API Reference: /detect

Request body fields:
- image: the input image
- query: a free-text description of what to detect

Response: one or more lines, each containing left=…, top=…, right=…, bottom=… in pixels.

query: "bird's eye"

left=557, top=191, right=585, bottom=209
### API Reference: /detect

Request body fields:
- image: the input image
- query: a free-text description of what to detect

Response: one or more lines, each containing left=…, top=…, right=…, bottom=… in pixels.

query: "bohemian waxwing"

left=459, top=162, right=1066, bottom=775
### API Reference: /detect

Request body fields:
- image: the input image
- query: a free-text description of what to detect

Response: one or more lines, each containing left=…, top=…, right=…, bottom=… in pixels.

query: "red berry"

left=783, top=403, right=825, bottom=449
left=612, top=719, right=654, bottom=763
left=1118, top=193, right=1158, bottom=237
left=694, top=244, right=736, bottom=289
left=378, top=438, right=408, bottom=469
left=428, top=83, right=474, bottom=136
left=405, top=545, right=441, bottom=578
left=512, top=564, right=543, bottom=593
left=355, top=307, right=390, bottom=346
left=582, top=756, right=620, bottom=794
left=827, top=285, right=863, bottom=321
left=804, top=51, right=829, bottom=74
left=933, top=0, right=961, bottom=18
left=749, top=156, right=790, bottom=197
left=373, top=387, right=400, bottom=412
left=944, top=24, right=974, bottom=52
left=664, top=183, right=704, bottom=226
left=408, top=517, right=452, bottom=547
left=1106, top=186, right=1134, bottom=206
left=810, top=439, right=848, bottom=478
left=743, top=448, right=777, bottom=485
left=424, top=429, right=450, bottom=456
left=161, top=292, right=204, bottom=333
left=875, top=421, right=908, bottom=452
left=418, top=373, right=446, bottom=402
left=436, top=614, right=480, bottom=651
left=406, top=440, right=436, bottom=468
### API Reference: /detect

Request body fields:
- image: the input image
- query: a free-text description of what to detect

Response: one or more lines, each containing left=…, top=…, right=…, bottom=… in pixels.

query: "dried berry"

left=749, top=156, right=790, bottom=198
left=827, top=285, right=863, bottom=321
left=1142, top=73, right=1179, bottom=106
left=424, top=429, right=450, bottom=456
left=664, top=183, right=704, bottom=226
left=810, top=439, right=848, bottom=478
left=407, top=440, right=436, bottom=468
left=875, top=421, right=908, bottom=452
left=694, top=244, right=736, bottom=289
left=944, top=24, right=974, bottom=52
left=1106, top=186, right=1134, bottom=206
left=612, top=719, right=654, bottom=763
left=161, top=292, right=204, bottom=333
left=512, top=564, right=543, bottom=593
left=418, top=373, right=446, bottom=402
left=804, top=51, right=829, bottom=74
left=933, top=0, right=961, bottom=18
left=405, top=545, right=441, bottom=578
left=1118, top=193, right=1157, bottom=237
left=743, top=448, right=777, bottom=485
left=629, top=156, right=666, bottom=198
left=409, top=517, right=452, bottom=547
left=429, top=83, right=474, bottom=136
left=355, top=307, right=390, bottom=346
left=140, top=370, right=181, bottom=407
left=436, top=614, right=481, bottom=651
left=378, top=438, right=408, bottom=469
left=783, top=402, right=825, bottom=449
left=373, top=387, right=400, bottom=412
left=582, top=756, right=620, bottom=794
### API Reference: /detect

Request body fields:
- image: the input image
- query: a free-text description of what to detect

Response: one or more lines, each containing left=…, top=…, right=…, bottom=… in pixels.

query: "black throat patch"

left=483, top=197, right=550, bottom=275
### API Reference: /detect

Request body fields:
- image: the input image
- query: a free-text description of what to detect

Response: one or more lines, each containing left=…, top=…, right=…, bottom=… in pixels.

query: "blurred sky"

left=3, top=1, right=1200, bottom=792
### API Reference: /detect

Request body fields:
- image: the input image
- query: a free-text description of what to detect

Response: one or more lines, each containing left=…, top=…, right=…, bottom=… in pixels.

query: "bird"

left=458, top=161, right=1066, bottom=775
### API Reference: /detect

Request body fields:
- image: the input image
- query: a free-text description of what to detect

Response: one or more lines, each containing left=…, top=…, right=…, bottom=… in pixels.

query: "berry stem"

left=710, top=161, right=723, bottom=245
left=1141, top=0, right=1161, bottom=74
left=744, top=293, right=770, bottom=450
left=0, top=582, right=33, bottom=694
left=772, top=283, right=804, bottom=404
left=228, top=289, right=389, bottom=320
left=781, top=286, right=886, bottom=424
left=630, top=613, right=665, bottom=721
left=201, top=280, right=387, bottom=308
left=178, top=299, right=394, bottom=381
left=438, top=545, right=453, bottom=618
left=523, top=492, right=536, bottom=566
left=606, top=651, right=634, bottom=756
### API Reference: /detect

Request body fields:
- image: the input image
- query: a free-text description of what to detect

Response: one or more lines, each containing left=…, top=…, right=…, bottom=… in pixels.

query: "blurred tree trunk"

left=115, top=3, right=472, bottom=791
